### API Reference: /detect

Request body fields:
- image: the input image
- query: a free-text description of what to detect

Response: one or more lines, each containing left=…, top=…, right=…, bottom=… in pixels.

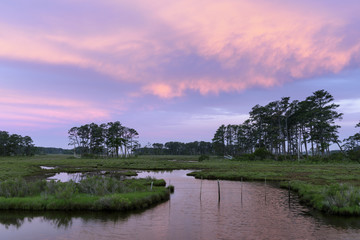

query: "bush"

left=78, top=176, right=129, bottom=195
left=0, top=178, right=47, bottom=198
left=329, top=152, right=346, bottom=161
left=198, top=155, right=210, bottom=161
left=323, top=184, right=360, bottom=214
left=253, top=148, right=272, bottom=160
left=167, top=185, right=175, bottom=193
left=55, top=181, right=78, bottom=200
left=347, top=149, right=360, bottom=162
left=276, top=155, right=287, bottom=161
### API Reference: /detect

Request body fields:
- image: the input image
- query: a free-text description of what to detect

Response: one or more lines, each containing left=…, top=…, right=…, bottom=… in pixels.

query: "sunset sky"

left=1, top=0, right=360, bottom=148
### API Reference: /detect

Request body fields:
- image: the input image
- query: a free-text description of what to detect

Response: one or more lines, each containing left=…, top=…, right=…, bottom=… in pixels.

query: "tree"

left=212, top=89, right=344, bottom=160
left=212, top=125, right=226, bottom=156
left=68, top=121, right=139, bottom=158
left=126, top=128, right=139, bottom=156
left=305, top=90, right=343, bottom=156
left=77, top=124, right=91, bottom=155
left=165, top=142, right=184, bottom=155
left=68, top=127, right=80, bottom=157
left=23, top=136, right=34, bottom=156
left=7, top=134, right=22, bottom=155
left=106, top=121, right=125, bottom=157
left=136, top=141, right=213, bottom=155
left=152, top=143, right=164, bottom=155
left=0, top=131, right=34, bottom=156
left=0, top=131, right=10, bottom=156
left=89, top=123, right=105, bottom=155
left=343, top=121, right=360, bottom=161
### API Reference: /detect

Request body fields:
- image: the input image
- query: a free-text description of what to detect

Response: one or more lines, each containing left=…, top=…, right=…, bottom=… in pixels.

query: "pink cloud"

left=0, top=89, right=110, bottom=128
left=142, top=75, right=278, bottom=98
left=1, top=0, right=359, bottom=99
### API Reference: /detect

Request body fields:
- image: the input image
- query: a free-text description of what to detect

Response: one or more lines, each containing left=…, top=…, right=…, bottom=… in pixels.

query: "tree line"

left=68, top=121, right=139, bottom=157
left=343, top=121, right=360, bottom=161
left=34, top=147, right=73, bottom=155
left=0, top=131, right=34, bottom=156
left=135, top=141, right=213, bottom=155
left=212, top=89, right=355, bottom=160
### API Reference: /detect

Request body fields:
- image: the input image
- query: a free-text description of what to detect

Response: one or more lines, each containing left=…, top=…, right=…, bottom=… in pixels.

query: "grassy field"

left=1, top=154, right=360, bottom=215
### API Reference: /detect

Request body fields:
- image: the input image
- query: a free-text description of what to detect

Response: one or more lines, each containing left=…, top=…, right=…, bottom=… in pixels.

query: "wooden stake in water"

left=217, top=180, right=221, bottom=203
left=241, top=177, right=243, bottom=205
left=168, top=180, right=171, bottom=194
left=288, top=181, right=291, bottom=203
left=200, top=177, right=203, bottom=201
left=264, top=177, right=267, bottom=203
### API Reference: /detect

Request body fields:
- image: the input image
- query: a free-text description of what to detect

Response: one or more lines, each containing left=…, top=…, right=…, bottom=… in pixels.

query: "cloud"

left=1, top=0, right=360, bottom=98
left=0, top=89, right=110, bottom=128
left=337, top=98, right=360, bottom=114
left=181, top=113, right=250, bottom=129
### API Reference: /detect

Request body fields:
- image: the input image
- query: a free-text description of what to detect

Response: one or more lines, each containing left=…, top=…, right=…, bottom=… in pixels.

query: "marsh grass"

left=322, top=184, right=360, bottom=215
left=2, top=154, right=360, bottom=215
left=281, top=181, right=360, bottom=215
left=0, top=177, right=170, bottom=211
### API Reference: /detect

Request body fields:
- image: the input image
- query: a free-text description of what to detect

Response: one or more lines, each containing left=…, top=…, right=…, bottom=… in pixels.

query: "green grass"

left=2, top=154, right=360, bottom=215
left=0, top=176, right=172, bottom=211
left=0, top=191, right=170, bottom=211
left=280, top=181, right=360, bottom=215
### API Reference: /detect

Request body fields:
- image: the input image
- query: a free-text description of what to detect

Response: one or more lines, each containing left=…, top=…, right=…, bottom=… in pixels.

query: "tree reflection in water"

left=0, top=208, right=150, bottom=230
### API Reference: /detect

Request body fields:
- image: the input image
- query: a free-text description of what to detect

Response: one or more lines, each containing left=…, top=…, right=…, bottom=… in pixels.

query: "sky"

left=1, top=0, right=360, bottom=149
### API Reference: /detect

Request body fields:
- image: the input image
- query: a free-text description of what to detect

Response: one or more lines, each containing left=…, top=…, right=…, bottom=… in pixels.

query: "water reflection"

left=46, top=171, right=130, bottom=182
left=1, top=170, right=360, bottom=240
left=39, top=166, right=56, bottom=170
left=0, top=210, right=145, bottom=230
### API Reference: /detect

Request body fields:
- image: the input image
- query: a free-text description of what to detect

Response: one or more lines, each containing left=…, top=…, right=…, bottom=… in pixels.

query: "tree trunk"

left=297, top=126, right=301, bottom=161
left=303, top=131, right=308, bottom=159
left=335, top=140, right=345, bottom=155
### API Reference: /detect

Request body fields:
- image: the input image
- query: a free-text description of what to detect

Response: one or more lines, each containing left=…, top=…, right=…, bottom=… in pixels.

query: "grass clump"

left=282, top=181, right=360, bottom=215
left=198, top=155, right=210, bottom=162
left=322, top=184, right=360, bottom=215
left=0, top=178, right=46, bottom=197
left=0, top=177, right=171, bottom=211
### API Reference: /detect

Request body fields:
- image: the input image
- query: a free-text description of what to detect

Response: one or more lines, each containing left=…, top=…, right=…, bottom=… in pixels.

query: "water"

left=1, top=170, right=360, bottom=240
left=46, top=171, right=128, bottom=182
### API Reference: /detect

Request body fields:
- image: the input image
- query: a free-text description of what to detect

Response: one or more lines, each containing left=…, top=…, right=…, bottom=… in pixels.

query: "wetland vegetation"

left=0, top=174, right=171, bottom=211
left=0, top=90, right=359, bottom=215
left=0, top=154, right=360, bottom=215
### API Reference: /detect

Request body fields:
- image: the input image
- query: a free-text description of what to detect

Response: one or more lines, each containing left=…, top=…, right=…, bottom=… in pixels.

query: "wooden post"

left=200, top=177, right=203, bottom=201
left=288, top=181, right=291, bottom=203
left=217, top=180, right=221, bottom=203
left=168, top=180, right=171, bottom=194
left=241, top=177, right=243, bottom=205
left=151, top=181, right=153, bottom=191
left=264, top=177, right=267, bottom=203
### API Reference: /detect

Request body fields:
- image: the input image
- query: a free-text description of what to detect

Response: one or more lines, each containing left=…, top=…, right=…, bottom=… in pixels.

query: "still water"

left=1, top=170, right=360, bottom=240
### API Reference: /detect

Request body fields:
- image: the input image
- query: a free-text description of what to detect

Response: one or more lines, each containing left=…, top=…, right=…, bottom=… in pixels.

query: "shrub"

left=253, top=148, right=272, bottom=160
left=78, top=176, right=129, bottom=195
left=0, top=178, right=47, bottom=198
left=55, top=181, right=78, bottom=200
left=347, top=149, right=360, bottom=162
left=198, top=155, right=210, bottom=161
left=323, top=184, right=360, bottom=213
left=167, top=185, right=175, bottom=193
left=329, top=152, right=346, bottom=161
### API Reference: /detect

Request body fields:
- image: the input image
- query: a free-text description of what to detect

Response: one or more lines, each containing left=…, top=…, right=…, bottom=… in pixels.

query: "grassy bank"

left=1, top=154, right=360, bottom=215
left=279, top=181, right=360, bottom=216
left=0, top=177, right=172, bottom=211
left=0, top=155, right=204, bottom=180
